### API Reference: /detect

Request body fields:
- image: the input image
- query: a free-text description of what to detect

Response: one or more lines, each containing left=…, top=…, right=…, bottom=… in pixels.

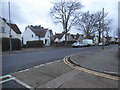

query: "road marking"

left=0, top=74, right=33, bottom=89
left=33, top=64, right=44, bottom=68
left=18, top=69, right=29, bottom=73
left=63, top=56, right=120, bottom=81
left=13, top=76, right=33, bottom=89
left=14, top=60, right=61, bottom=74
left=0, top=60, right=61, bottom=89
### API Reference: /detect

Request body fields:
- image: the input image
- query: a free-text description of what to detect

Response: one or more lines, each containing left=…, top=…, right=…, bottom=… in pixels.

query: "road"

left=2, top=45, right=115, bottom=75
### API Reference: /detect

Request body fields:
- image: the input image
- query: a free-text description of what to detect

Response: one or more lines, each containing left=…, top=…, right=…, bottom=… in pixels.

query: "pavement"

left=1, top=46, right=119, bottom=89
left=69, top=46, right=119, bottom=76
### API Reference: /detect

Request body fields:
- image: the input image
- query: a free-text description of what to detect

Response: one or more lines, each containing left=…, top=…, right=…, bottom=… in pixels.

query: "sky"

left=0, top=0, right=119, bottom=37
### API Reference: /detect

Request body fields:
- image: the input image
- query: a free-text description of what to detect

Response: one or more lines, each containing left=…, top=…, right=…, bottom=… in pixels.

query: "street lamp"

left=8, top=1, right=12, bottom=52
left=102, top=8, right=104, bottom=50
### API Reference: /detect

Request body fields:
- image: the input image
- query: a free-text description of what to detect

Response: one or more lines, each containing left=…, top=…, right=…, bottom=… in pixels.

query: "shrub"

left=27, top=40, right=43, bottom=48
left=12, top=38, right=21, bottom=50
left=53, top=41, right=75, bottom=47
left=22, top=44, right=27, bottom=48
left=2, top=38, right=21, bottom=51
left=109, top=41, right=118, bottom=44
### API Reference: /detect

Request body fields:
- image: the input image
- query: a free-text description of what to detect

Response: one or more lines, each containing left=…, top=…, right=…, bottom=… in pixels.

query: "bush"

left=53, top=41, right=75, bottom=47
left=12, top=38, right=21, bottom=50
left=22, top=44, right=27, bottom=48
left=109, top=41, right=118, bottom=44
left=2, top=38, right=21, bottom=51
left=61, top=41, right=75, bottom=44
left=27, top=40, right=43, bottom=48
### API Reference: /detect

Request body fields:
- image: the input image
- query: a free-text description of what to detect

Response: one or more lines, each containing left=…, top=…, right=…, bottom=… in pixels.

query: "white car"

left=82, top=39, right=95, bottom=46
left=98, top=42, right=109, bottom=46
left=72, top=42, right=88, bottom=48
left=98, top=42, right=103, bottom=46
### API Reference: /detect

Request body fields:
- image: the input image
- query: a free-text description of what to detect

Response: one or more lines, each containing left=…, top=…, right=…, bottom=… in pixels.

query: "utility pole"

left=9, top=1, right=12, bottom=52
left=102, top=8, right=104, bottom=50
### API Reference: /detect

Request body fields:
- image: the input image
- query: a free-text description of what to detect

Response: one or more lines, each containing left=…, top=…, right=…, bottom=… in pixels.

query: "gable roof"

left=29, top=27, right=48, bottom=37
left=7, top=23, right=22, bottom=34
left=1, top=17, right=22, bottom=34
left=1, top=18, right=22, bottom=34
left=54, top=33, right=64, bottom=39
left=10, top=24, right=22, bottom=34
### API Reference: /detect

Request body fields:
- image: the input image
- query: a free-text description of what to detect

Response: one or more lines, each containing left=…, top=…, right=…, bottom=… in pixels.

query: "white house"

left=93, top=36, right=99, bottom=44
left=0, top=17, right=22, bottom=40
left=22, top=25, right=53, bottom=46
left=54, top=32, right=84, bottom=42
left=54, top=33, right=64, bottom=42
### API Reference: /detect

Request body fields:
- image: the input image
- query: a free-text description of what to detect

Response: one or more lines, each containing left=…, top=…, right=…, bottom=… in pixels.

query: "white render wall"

left=0, top=18, right=22, bottom=40
left=22, top=27, right=51, bottom=46
left=22, top=28, right=39, bottom=44
left=44, top=30, right=51, bottom=46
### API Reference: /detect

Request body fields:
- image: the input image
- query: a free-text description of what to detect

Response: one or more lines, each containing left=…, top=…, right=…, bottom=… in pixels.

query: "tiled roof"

left=1, top=17, right=22, bottom=34
left=54, top=33, right=64, bottom=39
left=30, top=27, right=47, bottom=37
left=7, top=23, right=22, bottom=34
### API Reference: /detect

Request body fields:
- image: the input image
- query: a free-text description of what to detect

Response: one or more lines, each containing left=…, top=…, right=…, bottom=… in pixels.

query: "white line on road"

left=13, top=76, right=33, bottom=89
left=0, top=75, right=11, bottom=79
left=18, top=69, right=29, bottom=73
left=0, top=74, right=33, bottom=89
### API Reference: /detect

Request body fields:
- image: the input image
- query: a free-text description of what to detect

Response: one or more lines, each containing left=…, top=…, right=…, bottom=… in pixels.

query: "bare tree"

left=76, top=11, right=103, bottom=39
left=76, top=11, right=110, bottom=42
left=50, top=0, right=83, bottom=44
left=104, top=19, right=112, bottom=43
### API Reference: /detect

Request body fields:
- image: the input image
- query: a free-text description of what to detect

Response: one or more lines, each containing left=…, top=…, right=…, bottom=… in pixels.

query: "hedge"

left=2, top=38, right=21, bottom=51
left=53, top=41, right=75, bottom=47
left=26, top=40, right=43, bottom=48
left=109, top=41, right=119, bottom=44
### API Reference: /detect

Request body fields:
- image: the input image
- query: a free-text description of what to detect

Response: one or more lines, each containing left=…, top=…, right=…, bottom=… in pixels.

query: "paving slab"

left=60, top=70, right=118, bottom=88
left=9, top=47, right=119, bottom=88
left=70, top=46, right=118, bottom=73
left=12, top=60, right=73, bottom=88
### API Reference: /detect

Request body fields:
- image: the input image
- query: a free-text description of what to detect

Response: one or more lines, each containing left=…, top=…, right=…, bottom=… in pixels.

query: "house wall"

left=0, top=18, right=22, bottom=40
left=54, top=38, right=61, bottom=42
left=44, top=30, right=51, bottom=46
left=54, top=34, right=74, bottom=43
left=60, top=34, right=73, bottom=42
left=22, top=28, right=39, bottom=44
left=22, top=28, right=51, bottom=46
left=60, top=34, right=65, bottom=42
left=93, top=37, right=98, bottom=44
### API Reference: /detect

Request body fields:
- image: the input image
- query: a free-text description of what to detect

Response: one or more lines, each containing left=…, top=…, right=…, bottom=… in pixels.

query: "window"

left=32, top=34, right=33, bottom=38
left=1, top=27, right=5, bottom=33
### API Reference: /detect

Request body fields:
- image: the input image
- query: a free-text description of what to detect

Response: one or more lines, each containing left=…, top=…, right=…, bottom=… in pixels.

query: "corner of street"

left=1, top=45, right=119, bottom=89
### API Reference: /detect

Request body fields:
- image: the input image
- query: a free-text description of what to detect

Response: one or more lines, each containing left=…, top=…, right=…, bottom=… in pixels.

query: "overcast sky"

left=1, top=0, right=119, bottom=36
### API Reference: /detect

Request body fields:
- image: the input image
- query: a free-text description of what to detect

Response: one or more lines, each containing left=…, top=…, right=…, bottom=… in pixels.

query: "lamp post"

left=102, top=8, right=104, bottom=50
left=9, top=1, right=12, bottom=52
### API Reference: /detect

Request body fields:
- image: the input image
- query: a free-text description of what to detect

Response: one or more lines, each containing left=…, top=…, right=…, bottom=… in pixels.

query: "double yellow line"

left=63, top=56, right=120, bottom=81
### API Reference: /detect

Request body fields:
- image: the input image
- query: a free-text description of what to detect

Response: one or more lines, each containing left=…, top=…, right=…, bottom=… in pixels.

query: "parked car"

left=98, top=42, right=109, bottom=46
left=105, top=42, right=109, bottom=46
left=82, top=39, right=95, bottom=46
left=72, top=42, right=88, bottom=48
left=98, top=42, right=103, bottom=46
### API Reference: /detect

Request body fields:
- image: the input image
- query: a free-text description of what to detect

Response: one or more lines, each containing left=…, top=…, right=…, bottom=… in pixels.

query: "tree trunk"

left=65, top=33, right=67, bottom=45
left=98, top=31, right=101, bottom=43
